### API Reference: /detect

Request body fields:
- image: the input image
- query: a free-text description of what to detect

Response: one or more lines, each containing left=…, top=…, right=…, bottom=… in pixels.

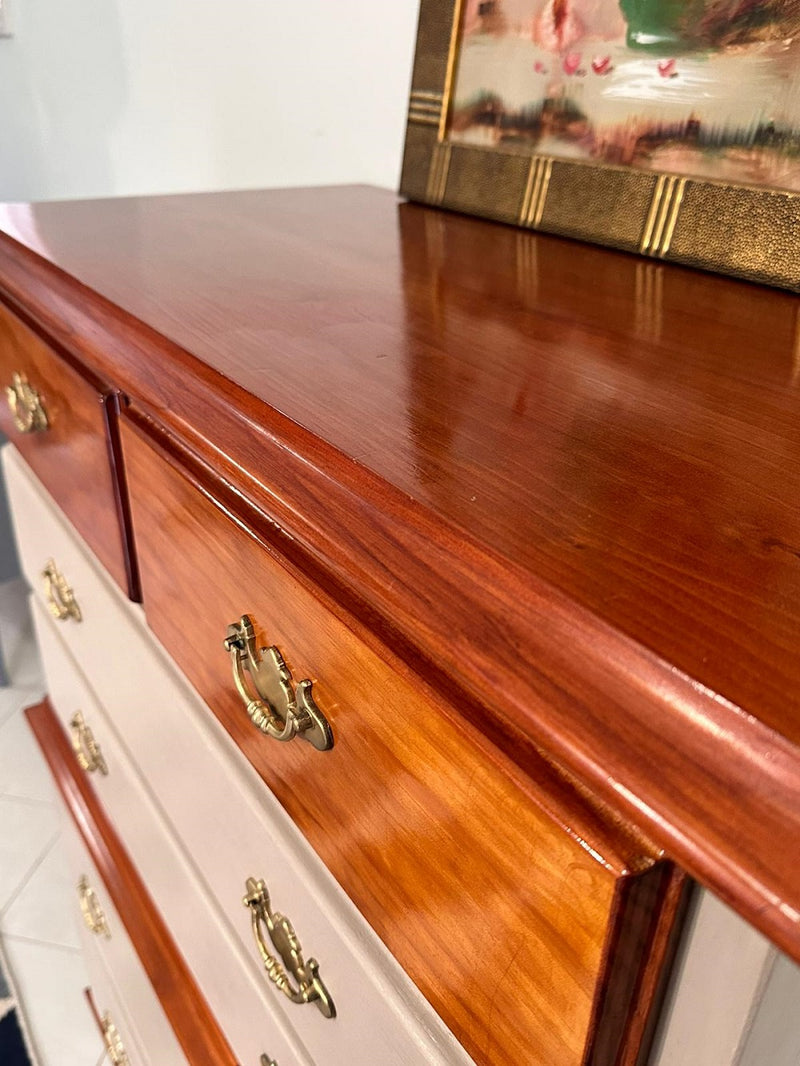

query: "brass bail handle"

left=70, top=711, right=108, bottom=775
left=101, top=1012, right=130, bottom=1066
left=243, top=876, right=335, bottom=1019
left=5, top=371, right=49, bottom=434
left=223, top=615, right=333, bottom=751
left=78, top=875, right=111, bottom=939
left=42, top=558, right=82, bottom=623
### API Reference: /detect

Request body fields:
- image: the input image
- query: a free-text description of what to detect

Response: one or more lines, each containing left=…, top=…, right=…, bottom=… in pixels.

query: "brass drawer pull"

left=70, top=711, right=108, bottom=775
left=224, top=615, right=333, bottom=751
left=101, top=1011, right=130, bottom=1065
left=42, top=558, right=82, bottom=622
left=243, top=876, right=335, bottom=1019
left=78, top=875, right=111, bottom=938
left=260, top=1057, right=278, bottom=1066
left=5, top=371, right=49, bottom=433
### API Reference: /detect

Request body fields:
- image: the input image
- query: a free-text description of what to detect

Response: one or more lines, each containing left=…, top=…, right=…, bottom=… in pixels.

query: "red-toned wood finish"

left=0, top=188, right=797, bottom=960
left=121, top=409, right=681, bottom=1066
left=26, top=698, right=238, bottom=1066
left=0, top=300, right=137, bottom=597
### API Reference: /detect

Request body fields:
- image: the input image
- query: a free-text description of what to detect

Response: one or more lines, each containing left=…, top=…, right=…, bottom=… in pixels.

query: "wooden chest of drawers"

left=1, top=186, right=799, bottom=1066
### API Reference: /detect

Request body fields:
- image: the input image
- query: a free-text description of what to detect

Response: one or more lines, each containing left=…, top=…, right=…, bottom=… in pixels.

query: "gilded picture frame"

left=399, top=0, right=800, bottom=291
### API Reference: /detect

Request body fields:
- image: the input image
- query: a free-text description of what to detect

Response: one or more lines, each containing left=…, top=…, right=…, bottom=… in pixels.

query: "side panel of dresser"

left=0, top=298, right=137, bottom=597
left=119, top=410, right=686, bottom=1066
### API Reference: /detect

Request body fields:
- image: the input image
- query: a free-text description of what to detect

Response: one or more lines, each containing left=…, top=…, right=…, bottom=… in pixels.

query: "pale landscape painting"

left=450, top=0, right=800, bottom=191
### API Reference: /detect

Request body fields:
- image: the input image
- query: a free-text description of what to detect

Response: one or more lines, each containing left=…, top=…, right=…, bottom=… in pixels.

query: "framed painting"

left=400, top=0, right=800, bottom=290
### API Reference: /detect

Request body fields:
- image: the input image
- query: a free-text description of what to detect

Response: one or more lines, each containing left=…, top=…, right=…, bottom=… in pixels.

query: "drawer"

left=2, top=444, right=126, bottom=661
left=19, top=424, right=474, bottom=1065
left=0, top=304, right=134, bottom=595
left=26, top=697, right=239, bottom=1066
left=121, top=414, right=680, bottom=1066
left=59, top=809, right=189, bottom=1066
left=85, top=980, right=146, bottom=1066
left=32, top=593, right=316, bottom=1066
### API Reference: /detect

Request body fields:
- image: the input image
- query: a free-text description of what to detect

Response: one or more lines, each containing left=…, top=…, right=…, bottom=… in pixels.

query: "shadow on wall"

left=0, top=0, right=127, bottom=201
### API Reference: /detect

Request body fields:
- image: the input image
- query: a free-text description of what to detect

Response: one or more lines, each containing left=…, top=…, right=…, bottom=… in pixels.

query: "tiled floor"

left=0, top=578, right=105, bottom=1066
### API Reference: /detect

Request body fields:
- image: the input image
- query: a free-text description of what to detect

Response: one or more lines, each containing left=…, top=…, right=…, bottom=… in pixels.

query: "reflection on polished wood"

left=122, top=411, right=682, bottom=1066
left=26, top=698, right=238, bottom=1066
left=0, top=187, right=798, bottom=960
left=0, top=299, right=135, bottom=596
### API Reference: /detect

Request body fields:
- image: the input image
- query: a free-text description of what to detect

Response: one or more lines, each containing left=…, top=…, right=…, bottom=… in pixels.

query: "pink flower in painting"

left=534, top=60, right=548, bottom=73
left=462, top=0, right=482, bottom=35
left=534, top=0, right=584, bottom=52
left=591, top=55, right=612, bottom=75
left=657, top=58, right=677, bottom=77
left=562, top=52, right=582, bottom=75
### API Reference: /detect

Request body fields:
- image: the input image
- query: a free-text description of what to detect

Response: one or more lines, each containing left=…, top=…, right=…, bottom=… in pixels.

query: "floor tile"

left=2, top=935, right=101, bottom=1066
left=2, top=837, right=83, bottom=950
left=0, top=797, right=59, bottom=912
left=0, top=707, right=56, bottom=803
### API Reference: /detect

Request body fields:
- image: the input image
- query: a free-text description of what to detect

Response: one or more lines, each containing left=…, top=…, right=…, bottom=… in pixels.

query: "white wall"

left=0, top=0, right=421, bottom=202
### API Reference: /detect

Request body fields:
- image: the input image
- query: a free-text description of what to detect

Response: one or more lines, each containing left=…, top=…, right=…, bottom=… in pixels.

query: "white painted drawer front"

left=5, top=445, right=472, bottom=1066
left=59, top=812, right=188, bottom=1066
left=3, top=444, right=110, bottom=669
left=88, top=634, right=471, bottom=1066
left=33, top=593, right=315, bottom=1066
left=80, top=933, right=147, bottom=1066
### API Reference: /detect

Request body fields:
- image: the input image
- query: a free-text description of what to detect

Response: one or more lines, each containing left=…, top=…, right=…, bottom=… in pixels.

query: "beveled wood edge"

left=629, top=874, right=694, bottom=1066
left=83, top=986, right=106, bottom=1044
left=103, top=392, right=141, bottom=602
left=2, top=226, right=800, bottom=962
left=25, top=697, right=239, bottom=1066
left=585, top=864, right=691, bottom=1066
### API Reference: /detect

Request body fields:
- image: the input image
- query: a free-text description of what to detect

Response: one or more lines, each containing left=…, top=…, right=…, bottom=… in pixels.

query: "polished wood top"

left=0, top=186, right=799, bottom=957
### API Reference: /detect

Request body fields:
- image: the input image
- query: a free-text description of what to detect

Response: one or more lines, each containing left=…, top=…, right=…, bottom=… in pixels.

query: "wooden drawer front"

left=121, top=417, right=671, bottom=1066
left=59, top=812, right=189, bottom=1066
left=20, top=444, right=474, bottom=1065
left=0, top=303, right=132, bottom=594
left=32, top=594, right=317, bottom=1066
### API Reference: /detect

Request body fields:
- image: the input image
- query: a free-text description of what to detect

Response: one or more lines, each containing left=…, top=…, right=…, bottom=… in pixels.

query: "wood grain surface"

left=0, top=299, right=135, bottom=596
left=121, top=412, right=679, bottom=1066
left=0, top=188, right=797, bottom=958
left=25, top=698, right=238, bottom=1066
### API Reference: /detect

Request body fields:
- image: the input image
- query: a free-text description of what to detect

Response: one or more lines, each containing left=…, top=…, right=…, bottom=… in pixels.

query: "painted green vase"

left=618, top=0, right=700, bottom=51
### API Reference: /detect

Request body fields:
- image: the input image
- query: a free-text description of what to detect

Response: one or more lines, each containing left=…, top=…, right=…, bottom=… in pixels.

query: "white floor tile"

left=0, top=797, right=59, bottom=911
left=2, top=935, right=102, bottom=1066
left=0, top=706, right=56, bottom=803
left=2, top=836, right=83, bottom=950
